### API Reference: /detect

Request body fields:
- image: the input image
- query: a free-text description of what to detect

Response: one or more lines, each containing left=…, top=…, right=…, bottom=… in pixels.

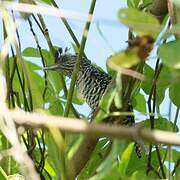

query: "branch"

left=10, top=110, right=180, bottom=146
left=168, top=0, right=180, bottom=38
left=149, top=0, right=168, bottom=22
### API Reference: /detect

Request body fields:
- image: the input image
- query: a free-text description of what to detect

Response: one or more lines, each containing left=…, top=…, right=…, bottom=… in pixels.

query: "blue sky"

left=9, top=0, right=128, bottom=69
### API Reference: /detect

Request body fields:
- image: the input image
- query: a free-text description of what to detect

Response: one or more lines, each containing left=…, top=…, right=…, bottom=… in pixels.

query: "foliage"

left=0, top=0, right=179, bottom=180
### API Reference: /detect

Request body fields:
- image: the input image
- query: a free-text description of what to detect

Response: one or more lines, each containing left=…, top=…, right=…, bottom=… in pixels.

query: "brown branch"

left=9, top=110, right=180, bottom=146
left=168, top=0, right=180, bottom=38
left=70, top=136, right=98, bottom=176
left=149, top=0, right=168, bottom=22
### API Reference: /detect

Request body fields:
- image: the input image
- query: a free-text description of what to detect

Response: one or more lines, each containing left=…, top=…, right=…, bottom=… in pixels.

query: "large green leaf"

left=158, top=40, right=180, bottom=69
left=126, top=147, right=180, bottom=177
left=119, top=143, right=134, bottom=175
left=139, top=117, right=179, bottom=132
left=141, top=63, right=154, bottom=94
left=22, top=47, right=42, bottom=57
left=132, top=93, right=146, bottom=113
left=107, top=49, right=139, bottom=69
left=141, top=63, right=168, bottom=105
left=156, top=65, right=171, bottom=105
left=118, top=8, right=160, bottom=37
left=46, top=131, right=62, bottom=180
left=169, top=82, right=180, bottom=107
left=78, top=139, right=110, bottom=179
left=61, top=87, right=85, bottom=105
left=9, top=58, right=44, bottom=109
left=23, top=47, right=63, bottom=102
left=127, top=0, right=152, bottom=9
left=49, top=99, right=64, bottom=115
left=127, top=0, right=141, bottom=8
left=40, top=0, right=52, bottom=5
left=89, top=140, right=128, bottom=180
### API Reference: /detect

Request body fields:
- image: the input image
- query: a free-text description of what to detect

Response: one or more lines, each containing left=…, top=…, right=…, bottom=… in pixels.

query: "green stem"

left=0, top=167, right=8, bottom=179
left=155, top=145, right=166, bottom=179
left=64, top=0, right=97, bottom=117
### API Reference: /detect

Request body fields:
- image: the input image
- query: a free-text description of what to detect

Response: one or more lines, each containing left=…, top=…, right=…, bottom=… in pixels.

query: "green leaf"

left=127, top=0, right=152, bottom=9
left=40, top=0, right=52, bottom=5
left=130, top=170, right=149, bottom=180
left=158, top=40, right=180, bottom=69
left=9, top=58, right=44, bottom=108
left=127, top=0, right=141, bottom=8
left=118, top=8, right=160, bottom=37
left=107, top=49, right=139, bottom=70
left=23, top=47, right=63, bottom=95
left=22, top=47, right=41, bottom=57
left=0, top=167, right=8, bottom=180
left=43, top=160, right=56, bottom=178
left=49, top=100, right=64, bottom=115
left=46, top=131, right=62, bottom=180
left=142, top=64, right=170, bottom=105
left=72, top=87, right=85, bottom=105
left=169, top=82, right=180, bottom=107
left=90, top=140, right=128, bottom=180
left=141, top=63, right=154, bottom=94
left=119, top=143, right=134, bottom=175
left=132, top=93, right=146, bottom=113
left=101, top=164, right=128, bottom=180
left=78, top=139, right=110, bottom=179
left=24, top=62, right=44, bottom=108
left=156, top=65, right=171, bottom=105
left=126, top=147, right=179, bottom=178
left=139, top=117, right=179, bottom=132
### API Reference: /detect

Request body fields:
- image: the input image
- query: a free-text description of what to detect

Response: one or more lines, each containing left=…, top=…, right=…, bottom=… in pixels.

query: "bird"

left=44, top=48, right=142, bottom=158
left=44, top=48, right=112, bottom=110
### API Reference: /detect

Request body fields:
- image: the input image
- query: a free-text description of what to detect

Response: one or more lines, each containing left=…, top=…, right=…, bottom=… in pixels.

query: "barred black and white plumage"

left=44, top=48, right=112, bottom=110
left=44, top=48, right=143, bottom=158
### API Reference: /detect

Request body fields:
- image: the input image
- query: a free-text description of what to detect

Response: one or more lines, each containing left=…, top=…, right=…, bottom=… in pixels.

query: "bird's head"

left=43, top=48, right=77, bottom=77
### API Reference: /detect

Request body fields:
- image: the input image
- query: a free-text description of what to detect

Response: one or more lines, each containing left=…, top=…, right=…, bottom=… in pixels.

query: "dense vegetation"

left=0, top=0, right=180, bottom=179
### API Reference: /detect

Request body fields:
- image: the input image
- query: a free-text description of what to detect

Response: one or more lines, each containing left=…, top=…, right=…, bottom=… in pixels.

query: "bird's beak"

left=43, top=63, right=60, bottom=71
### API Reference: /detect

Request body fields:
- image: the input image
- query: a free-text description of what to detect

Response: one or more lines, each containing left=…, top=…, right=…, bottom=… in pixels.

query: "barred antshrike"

left=44, top=48, right=142, bottom=157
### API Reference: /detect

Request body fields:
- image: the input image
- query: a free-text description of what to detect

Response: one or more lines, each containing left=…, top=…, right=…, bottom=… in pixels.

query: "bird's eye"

left=55, top=48, right=63, bottom=62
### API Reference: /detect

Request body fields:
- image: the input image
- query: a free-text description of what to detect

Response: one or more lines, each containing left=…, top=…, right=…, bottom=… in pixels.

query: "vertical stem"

left=155, top=145, right=166, bottom=178
left=64, top=0, right=97, bottom=117
left=167, top=145, right=172, bottom=180
left=173, top=107, right=179, bottom=131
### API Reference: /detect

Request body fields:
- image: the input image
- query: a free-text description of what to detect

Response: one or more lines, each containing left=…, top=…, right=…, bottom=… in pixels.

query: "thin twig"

left=172, top=156, right=180, bottom=175
left=147, top=59, right=163, bottom=177
left=27, top=17, right=48, bottom=102
left=173, top=107, right=179, bottom=131
left=155, top=145, right=166, bottom=178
